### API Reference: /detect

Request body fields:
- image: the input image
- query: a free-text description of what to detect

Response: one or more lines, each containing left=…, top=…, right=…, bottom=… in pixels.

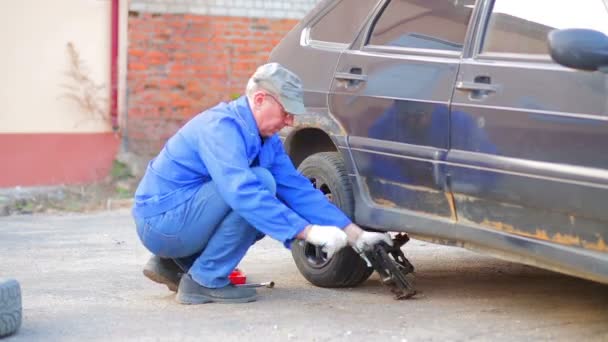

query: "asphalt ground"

left=1, top=210, right=607, bottom=341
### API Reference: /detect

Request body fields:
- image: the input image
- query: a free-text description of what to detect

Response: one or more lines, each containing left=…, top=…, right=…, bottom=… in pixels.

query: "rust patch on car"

left=374, top=178, right=440, bottom=193
left=445, top=192, right=458, bottom=221
left=366, top=178, right=453, bottom=217
left=480, top=219, right=550, bottom=242
left=295, top=112, right=347, bottom=136
left=373, top=197, right=398, bottom=208
left=583, top=236, right=608, bottom=252
left=480, top=219, right=608, bottom=252
left=359, top=178, right=398, bottom=208
left=552, top=233, right=581, bottom=245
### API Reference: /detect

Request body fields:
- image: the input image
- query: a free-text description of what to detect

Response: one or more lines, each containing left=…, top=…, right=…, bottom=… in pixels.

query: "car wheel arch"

left=284, top=127, right=339, bottom=167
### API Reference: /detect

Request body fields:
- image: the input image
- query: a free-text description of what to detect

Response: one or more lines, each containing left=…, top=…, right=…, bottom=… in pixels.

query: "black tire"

left=0, top=278, right=21, bottom=338
left=292, top=152, right=373, bottom=288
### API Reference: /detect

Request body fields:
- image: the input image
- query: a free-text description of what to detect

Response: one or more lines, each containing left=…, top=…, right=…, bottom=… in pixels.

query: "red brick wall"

left=127, top=12, right=298, bottom=156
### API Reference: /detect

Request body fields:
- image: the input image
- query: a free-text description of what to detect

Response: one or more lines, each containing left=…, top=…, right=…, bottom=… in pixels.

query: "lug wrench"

left=235, top=281, right=275, bottom=288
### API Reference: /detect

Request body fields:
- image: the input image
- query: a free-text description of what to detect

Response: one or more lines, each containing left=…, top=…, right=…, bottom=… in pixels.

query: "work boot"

left=142, top=256, right=182, bottom=292
left=176, top=274, right=257, bottom=304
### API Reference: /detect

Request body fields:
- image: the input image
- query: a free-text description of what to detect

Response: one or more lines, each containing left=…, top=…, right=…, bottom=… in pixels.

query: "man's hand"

left=343, top=223, right=393, bottom=252
left=300, top=225, right=348, bottom=259
left=354, top=231, right=393, bottom=252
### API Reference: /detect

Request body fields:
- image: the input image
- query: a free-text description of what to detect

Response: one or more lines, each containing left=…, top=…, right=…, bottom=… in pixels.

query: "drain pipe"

left=110, top=0, right=119, bottom=131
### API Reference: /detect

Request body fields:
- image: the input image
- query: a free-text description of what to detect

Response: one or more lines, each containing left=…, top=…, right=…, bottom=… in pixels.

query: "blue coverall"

left=132, top=96, right=351, bottom=288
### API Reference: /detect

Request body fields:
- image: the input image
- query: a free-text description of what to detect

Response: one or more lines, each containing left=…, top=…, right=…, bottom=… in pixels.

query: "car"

left=269, top=0, right=608, bottom=288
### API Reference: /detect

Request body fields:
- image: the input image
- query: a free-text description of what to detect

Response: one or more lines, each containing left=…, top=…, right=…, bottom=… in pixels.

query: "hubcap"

left=309, top=176, right=333, bottom=202
left=303, top=241, right=331, bottom=268
left=302, top=174, right=334, bottom=268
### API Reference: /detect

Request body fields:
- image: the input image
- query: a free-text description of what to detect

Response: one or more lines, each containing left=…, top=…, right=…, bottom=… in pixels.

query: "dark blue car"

left=270, top=0, right=608, bottom=287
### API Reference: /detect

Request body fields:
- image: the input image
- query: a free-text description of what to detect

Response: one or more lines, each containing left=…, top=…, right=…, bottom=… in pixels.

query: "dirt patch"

left=0, top=160, right=139, bottom=216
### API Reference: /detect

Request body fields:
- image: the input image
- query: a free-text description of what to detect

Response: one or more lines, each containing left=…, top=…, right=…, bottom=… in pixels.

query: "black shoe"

left=143, top=256, right=183, bottom=292
left=176, top=274, right=257, bottom=304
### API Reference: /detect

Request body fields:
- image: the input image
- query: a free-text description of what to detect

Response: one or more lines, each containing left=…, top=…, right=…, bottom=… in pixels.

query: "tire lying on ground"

left=292, top=152, right=373, bottom=287
left=0, top=278, right=22, bottom=337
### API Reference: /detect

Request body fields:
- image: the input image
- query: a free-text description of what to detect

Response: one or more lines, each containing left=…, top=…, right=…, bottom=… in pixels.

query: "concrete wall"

left=126, top=0, right=321, bottom=156
left=0, top=0, right=116, bottom=133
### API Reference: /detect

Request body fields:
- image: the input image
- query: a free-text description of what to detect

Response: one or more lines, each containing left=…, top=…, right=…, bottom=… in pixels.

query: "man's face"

left=253, top=92, right=295, bottom=137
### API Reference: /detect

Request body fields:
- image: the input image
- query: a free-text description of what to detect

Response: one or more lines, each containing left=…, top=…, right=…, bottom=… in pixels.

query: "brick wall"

left=127, top=0, right=319, bottom=156
left=129, top=0, right=319, bottom=18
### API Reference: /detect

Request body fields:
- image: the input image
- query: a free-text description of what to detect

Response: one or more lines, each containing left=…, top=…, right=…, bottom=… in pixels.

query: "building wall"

left=0, top=0, right=128, bottom=187
left=127, top=0, right=320, bottom=156
left=129, top=0, right=319, bottom=18
left=0, top=0, right=113, bottom=133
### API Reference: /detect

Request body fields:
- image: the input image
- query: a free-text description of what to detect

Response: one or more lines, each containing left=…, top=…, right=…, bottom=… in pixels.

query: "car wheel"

left=0, top=278, right=22, bottom=337
left=292, top=152, right=373, bottom=287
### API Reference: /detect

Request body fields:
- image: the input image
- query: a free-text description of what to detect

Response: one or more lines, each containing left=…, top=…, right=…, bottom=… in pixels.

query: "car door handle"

left=455, top=81, right=498, bottom=92
left=334, top=72, right=368, bottom=82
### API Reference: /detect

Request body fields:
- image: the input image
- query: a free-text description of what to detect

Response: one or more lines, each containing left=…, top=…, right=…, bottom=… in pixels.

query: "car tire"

left=292, top=152, right=373, bottom=287
left=0, top=278, right=21, bottom=338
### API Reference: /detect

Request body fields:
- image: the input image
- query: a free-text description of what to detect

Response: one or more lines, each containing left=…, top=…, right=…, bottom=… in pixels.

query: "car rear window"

left=309, top=0, right=379, bottom=45
left=367, top=0, right=475, bottom=52
left=482, top=0, right=608, bottom=55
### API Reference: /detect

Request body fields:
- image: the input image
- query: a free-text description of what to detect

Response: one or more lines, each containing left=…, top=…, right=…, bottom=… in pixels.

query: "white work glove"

left=304, top=225, right=348, bottom=259
left=344, top=224, right=393, bottom=253
left=353, top=231, right=393, bottom=253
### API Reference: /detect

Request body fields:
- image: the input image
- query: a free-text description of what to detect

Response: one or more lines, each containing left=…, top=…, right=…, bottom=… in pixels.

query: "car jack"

left=359, top=233, right=417, bottom=300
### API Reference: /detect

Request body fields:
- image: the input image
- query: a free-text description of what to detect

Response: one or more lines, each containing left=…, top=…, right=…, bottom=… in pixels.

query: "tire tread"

left=0, top=279, right=22, bottom=337
left=292, top=152, right=373, bottom=288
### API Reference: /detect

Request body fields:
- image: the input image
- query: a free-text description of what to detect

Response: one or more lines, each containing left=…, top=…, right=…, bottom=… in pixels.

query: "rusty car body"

left=270, top=0, right=608, bottom=287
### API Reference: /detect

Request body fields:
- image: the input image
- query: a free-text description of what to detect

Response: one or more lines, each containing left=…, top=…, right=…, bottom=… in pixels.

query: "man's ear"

left=252, top=91, right=265, bottom=108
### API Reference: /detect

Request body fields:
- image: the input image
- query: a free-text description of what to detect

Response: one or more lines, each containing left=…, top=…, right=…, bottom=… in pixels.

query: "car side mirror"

left=548, top=29, right=608, bottom=73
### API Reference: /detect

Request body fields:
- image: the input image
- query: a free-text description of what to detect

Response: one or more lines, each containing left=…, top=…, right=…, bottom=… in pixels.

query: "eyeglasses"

left=264, top=93, right=293, bottom=120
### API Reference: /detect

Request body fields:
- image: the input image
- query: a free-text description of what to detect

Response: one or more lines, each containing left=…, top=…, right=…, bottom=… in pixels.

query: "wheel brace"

left=357, top=233, right=417, bottom=299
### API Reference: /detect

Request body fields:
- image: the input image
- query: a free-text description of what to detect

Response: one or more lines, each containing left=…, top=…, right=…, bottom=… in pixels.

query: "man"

left=132, top=63, right=392, bottom=305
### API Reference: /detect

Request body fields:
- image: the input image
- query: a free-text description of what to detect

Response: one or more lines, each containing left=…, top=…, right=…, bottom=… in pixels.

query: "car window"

left=309, top=0, right=379, bottom=44
left=482, top=0, right=608, bottom=55
left=366, top=0, right=475, bottom=52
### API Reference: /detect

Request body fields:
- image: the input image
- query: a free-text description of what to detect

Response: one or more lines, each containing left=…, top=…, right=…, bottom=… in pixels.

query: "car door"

left=270, top=0, right=382, bottom=157
left=328, top=0, right=477, bottom=220
left=448, top=0, right=608, bottom=253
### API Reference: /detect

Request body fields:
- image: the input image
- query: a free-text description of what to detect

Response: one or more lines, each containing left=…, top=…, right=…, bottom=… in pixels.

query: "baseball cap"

left=250, top=63, right=307, bottom=115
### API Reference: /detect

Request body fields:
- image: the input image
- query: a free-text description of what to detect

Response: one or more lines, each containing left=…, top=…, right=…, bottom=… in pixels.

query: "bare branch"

left=61, top=42, right=109, bottom=128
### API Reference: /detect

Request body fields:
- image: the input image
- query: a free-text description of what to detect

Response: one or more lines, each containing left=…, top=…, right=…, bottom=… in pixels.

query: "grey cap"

left=250, top=63, right=307, bottom=115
